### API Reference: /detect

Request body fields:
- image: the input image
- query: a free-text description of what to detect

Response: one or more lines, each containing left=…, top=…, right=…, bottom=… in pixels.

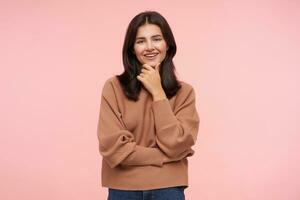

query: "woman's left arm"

left=151, top=86, right=200, bottom=159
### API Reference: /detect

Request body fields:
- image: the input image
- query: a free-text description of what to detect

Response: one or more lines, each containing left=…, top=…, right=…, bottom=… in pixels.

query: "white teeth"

left=145, top=54, right=158, bottom=57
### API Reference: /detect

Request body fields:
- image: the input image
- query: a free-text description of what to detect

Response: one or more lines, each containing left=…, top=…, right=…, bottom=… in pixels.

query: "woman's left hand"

left=137, top=63, right=166, bottom=98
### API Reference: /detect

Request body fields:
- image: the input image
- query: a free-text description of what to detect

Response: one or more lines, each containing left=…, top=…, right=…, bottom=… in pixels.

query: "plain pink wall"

left=1, top=1, right=299, bottom=200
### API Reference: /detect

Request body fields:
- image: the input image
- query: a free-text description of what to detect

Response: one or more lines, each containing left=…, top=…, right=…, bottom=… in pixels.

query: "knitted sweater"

left=97, top=76, right=200, bottom=190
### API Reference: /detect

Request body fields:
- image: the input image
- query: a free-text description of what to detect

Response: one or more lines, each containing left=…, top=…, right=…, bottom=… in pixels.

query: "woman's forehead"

left=136, top=24, right=163, bottom=37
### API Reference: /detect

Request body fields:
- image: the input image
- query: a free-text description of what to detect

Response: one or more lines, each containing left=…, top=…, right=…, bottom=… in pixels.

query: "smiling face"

left=133, top=23, right=168, bottom=68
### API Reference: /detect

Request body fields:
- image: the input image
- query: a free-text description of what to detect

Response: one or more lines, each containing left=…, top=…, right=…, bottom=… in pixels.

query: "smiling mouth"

left=144, top=53, right=159, bottom=60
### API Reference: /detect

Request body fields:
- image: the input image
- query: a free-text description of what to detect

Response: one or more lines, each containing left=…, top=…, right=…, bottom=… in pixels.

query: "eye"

left=154, top=38, right=162, bottom=41
left=136, top=40, right=144, bottom=44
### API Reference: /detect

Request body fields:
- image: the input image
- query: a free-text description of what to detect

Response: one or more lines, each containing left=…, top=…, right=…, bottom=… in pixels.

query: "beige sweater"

left=97, top=76, right=200, bottom=190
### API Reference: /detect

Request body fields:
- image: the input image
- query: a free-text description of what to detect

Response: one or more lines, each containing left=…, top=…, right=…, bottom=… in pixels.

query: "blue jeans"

left=108, top=186, right=186, bottom=200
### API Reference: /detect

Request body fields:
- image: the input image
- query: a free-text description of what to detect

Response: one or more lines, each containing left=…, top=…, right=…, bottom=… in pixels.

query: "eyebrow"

left=135, top=34, right=163, bottom=40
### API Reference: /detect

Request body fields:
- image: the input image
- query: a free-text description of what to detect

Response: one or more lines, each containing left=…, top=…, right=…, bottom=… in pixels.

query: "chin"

left=144, top=61, right=159, bottom=67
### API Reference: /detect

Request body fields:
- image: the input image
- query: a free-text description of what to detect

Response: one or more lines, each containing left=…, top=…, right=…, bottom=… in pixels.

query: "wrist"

left=152, top=90, right=167, bottom=102
left=153, top=95, right=167, bottom=102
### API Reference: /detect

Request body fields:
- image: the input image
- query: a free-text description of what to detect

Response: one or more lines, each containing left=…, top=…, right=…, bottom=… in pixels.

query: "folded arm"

left=97, top=80, right=193, bottom=168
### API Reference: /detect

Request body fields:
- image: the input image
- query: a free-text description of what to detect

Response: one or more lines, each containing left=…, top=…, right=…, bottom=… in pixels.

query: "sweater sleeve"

left=97, top=79, right=169, bottom=168
left=151, top=85, right=200, bottom=158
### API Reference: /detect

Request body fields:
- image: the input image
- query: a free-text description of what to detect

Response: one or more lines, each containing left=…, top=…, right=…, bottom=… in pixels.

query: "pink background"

left=1, top=1, right=300, bottom=199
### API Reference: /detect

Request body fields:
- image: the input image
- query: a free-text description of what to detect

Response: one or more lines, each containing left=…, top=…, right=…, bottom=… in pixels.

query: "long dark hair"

left=116, top=10, right=182, bottom=101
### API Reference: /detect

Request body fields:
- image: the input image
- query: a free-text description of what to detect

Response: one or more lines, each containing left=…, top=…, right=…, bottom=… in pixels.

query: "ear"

left=131, top=49, right=135, bottom=54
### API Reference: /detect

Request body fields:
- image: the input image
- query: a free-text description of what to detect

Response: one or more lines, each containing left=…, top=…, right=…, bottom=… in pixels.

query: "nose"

left=146, top=41, right=154, bottom=51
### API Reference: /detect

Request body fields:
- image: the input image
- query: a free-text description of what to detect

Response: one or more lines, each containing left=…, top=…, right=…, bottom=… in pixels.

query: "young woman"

left=97, top=10, right=200, bottom=200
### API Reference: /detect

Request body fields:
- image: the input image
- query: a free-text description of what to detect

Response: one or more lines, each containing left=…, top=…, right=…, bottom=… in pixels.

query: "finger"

left=142, top=64, right=154, bottom=71
left=141, top=68, right=150, bottom=74
left=137, top=75, right=144, bottom=80
left=138, top=72, right=146, bottom=78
